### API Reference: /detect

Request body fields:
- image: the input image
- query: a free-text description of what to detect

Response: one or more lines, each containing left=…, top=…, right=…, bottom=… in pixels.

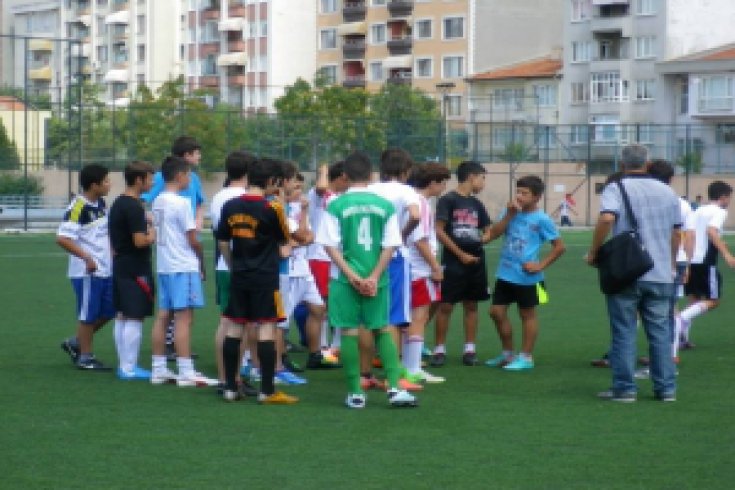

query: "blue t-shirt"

left=141, top=171, right=204, bottom=216
left=496, top=210, right=559, bottom=286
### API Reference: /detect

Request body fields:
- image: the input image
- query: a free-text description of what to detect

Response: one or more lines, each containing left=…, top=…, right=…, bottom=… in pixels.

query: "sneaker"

left=116, top=366, right=152, bottom=381
left=654, top=392, right=676, bottom=402
left=345, top=393, right=366, bottom=409
left=322, top=349, right=340, bottom=364
left=165, top=344, right=199, bottom=361
left=387, top=389, right=418, bottom=408
left=177, top=371, right=219, bottom=387
left=150, top=368, right=178, bottom=385
left=222, top=389, right=242, bottom=402
left=306, top=353, right=341, bottom=369
left=503, top=356, right=534, bottom=371
left=680, top=341, right=696, bottom=350
left=60, top=338, right=80, bottom=364
left=638, top=356, right=650, bottom=366
left=462, top=352, right=478, bottom=366
left=590, top=353, right=610, bottom=368
left=421, top=346, right=433, bottom=358
left=411, top=370, right=445, bottom=384
left=360, top=375, right=387, bottom=391
left=398, top=378, right=424, bottom=392
left=634, top=367, right=650, bottom=379
left=76, top=357, right=112, bottom=371
left=485, top=354, right=513, bottom=368
left=239, top=379, right=259, bottom=397
left=258, top=391, right=299, bottom=404
left=596, top=390, right=637, bottom=403
left=282, top=356, right=305, bottom=373
left=430, top=352, right=446, bottom=367
left=275, top=370, right=308, bottom=385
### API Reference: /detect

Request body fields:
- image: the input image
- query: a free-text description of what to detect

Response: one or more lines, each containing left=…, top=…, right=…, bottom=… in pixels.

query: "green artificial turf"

left=1, top=232, right=733, bottom=489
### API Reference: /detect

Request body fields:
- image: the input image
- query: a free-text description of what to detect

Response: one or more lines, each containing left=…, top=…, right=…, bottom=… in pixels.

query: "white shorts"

left=277, top=275, right=324, bottom=328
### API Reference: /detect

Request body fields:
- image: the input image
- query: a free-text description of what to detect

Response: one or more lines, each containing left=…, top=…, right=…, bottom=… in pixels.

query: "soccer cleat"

left=322, top=349, right=340, bottom=364
left=597, top=390, right=636, bottom=403
left=462, top=352, right=478, bottom=366
left=430, top=352, right=446, bottom=367
left=222, top=389, right=242, bottom=402
left=275, top=370, right=308, bottom=385
left=176, top=371, right=219, bottom=387
left=421, top=346, right=433, bottom=358
left=398, top=378, right=424, bottom=392
left=654, top=392, right=676, bottom=402
left=117, top=366, right=152, bottom=381
left=150, top=368, right=178, bottom=385
left=76, top=357, right=112, bottom=371
left=345, top=393, right=366, bottom=409
left=416, top=369, right=445, bottom=384
left=258, top=391, right=299, bottom=404
left=680, top=341, right=696, bottom=350
left=282, top=356, right=305, bottom=373
left=60, top=338, right=80, bottom=364
left=590, top=353, right=610, bottom=368
left=306, top=353, right=341, bottom=369
left=387, top=389, right=418, bottom=408
left=485, top=354, right=513, bottom=368
left=503, top=356, right=534, bottom=371
left=360, top=375, right=387, bottom=391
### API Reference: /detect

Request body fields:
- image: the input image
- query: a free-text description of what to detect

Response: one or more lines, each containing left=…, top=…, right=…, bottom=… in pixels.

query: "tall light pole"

left=436, top=81, right=455, bottom=164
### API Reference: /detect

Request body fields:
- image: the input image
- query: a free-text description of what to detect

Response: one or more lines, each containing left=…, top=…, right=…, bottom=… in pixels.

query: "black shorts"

left=491, top=279, right=543, bottom=309
left=225, top=283, right=286, bottom=324
left=685, top=264, right=721, bottom=300
left=440, top=260, right=490, bottom=304
left=113, top=273, right=155, bottom=318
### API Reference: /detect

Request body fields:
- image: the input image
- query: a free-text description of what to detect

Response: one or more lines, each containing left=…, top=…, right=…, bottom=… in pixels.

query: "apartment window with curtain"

left=634, top=36, right=656, bottom=59
left=320, top=29, right=337, bottom=49
left=443, top=17, right=464, bottom=39
left=415, top=19, right=432, bottom=39
left=635, top=0, right=655, bottom=15
left=571, top=0, right=591, bottom=21
left=369, top=61, right=383, bottom=81
left=442, top=56, right=464, bottom=78
left=534, top=84, right=557, bottom=107
left=635, top=79, right=655, bottom=101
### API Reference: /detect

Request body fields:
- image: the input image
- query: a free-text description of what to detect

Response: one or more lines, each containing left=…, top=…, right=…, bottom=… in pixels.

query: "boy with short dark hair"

left=57, top=164, right=114, bottom=370
left=486, top=175, right=565, bottom=371
left=108, top=161, right=157, bottom=380
left=431, top=161, right=514, bottom=367
left=150, top=156, right=215, bottom=387
left=316, top=151, right=417, bottom=409
left=217, top=158, right=299, bottom=404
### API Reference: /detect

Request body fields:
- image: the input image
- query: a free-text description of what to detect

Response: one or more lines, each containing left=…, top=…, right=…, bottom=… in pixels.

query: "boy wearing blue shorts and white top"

left=57, top=164, right=114, bottom=370
left=487, top=176, right=566, bottom=371
left=150, top=156, right=215, bottom=387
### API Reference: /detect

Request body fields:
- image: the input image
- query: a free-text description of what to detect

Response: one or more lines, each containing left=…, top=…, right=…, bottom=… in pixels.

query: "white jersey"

left=287, top=201, right=311, bottom=277
left=152, top=191, right=199, bottom=274
left=57, top=195, right=111, bottom=278
left=368, top=180, right=420, bottom=254
left=306, top=187, right=337, bottom=262
left=559, top=200, right=571, bottom=217
left=676, top=197, right=695, bottom=263
left=691, top=202, right=728, bottom=265
left=407, top=194, right=438, bottom=280
left=210, top=186, right=247, bottom=271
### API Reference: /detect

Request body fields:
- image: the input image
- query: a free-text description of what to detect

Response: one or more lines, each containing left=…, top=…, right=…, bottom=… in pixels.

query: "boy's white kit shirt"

left=152, top=191, right=199, bottom=274
left=407, top=194, right=438, bottom=280
left=690, top=203, right=728, bottom=264
left=287, top=201, right=312, bottom=278
left=57, top=195, right=111, bottom=278
left=676, top=197, right=695, bottom=263
left=368, top=180, right=421, bottom=255
left=306, top=187, right=337, bottom=262
left=210, top=186, right=247, bottom=271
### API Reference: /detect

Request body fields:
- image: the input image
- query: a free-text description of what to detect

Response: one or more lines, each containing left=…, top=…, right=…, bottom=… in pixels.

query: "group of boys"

left=56, top=134, right=569, bottom=409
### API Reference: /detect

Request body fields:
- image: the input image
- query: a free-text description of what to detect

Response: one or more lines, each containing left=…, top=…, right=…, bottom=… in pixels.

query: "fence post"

left=685, top=123, right=691, bottom=198
left=586, top=124, right=593, bottom=227
left=23, top=37, right=29, bottom=231
left=543, top=125, right=550, bottom=213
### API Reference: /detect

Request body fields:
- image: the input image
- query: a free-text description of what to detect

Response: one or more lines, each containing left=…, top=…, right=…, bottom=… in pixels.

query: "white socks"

left=330, top=328, right=341, bottom=350
left=115, top=318, right=143, bottom=373
left=177, top=357, right=194, bottom=378
left=319, top=319, right=329, bottom=349
left=404, top=335, right=424, bottom=374
left=680, top=302, right=708, bottom=323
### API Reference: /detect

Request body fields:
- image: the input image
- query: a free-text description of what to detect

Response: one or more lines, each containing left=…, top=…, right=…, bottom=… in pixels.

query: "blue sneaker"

left=117, top=366, right=152, bottom=381
left=275, top=370, right=308, bottom=385
left=485, top=354, right=512, bottom=368
left=502, top=356, right=534, bottom=371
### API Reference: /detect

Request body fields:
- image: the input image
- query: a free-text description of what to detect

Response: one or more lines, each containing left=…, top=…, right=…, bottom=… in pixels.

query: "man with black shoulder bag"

left=586, top=144, right=682, bottom=403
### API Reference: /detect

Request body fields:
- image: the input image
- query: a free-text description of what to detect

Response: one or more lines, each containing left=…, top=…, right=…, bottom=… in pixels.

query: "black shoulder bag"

left=594, top=180, right=654, bottom=294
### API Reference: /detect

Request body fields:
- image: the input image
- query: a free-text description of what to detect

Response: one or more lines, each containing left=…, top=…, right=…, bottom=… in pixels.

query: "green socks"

left=376, top=331, right=401, bottom=390
left=340, top=334, right=362, bottom=394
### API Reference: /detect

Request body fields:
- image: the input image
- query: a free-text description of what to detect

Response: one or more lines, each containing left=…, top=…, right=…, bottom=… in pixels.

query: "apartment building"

left=186, top=0, right=315, bottom=112
left=317, top=0, right=470, bottom=118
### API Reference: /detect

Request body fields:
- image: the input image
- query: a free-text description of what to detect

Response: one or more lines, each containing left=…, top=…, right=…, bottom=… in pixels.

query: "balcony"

left=342, top=74, right=366, bottom=88
left=199, top=76, right=219, bottom=88
left=112, top=0, right=129, bottom=12
left=219, top=18, right=244, bottom=31
left=104, top=69, right=128, bottom=83
left=29, top=39, right=53, bottom=52
left=29, top=66, right=52, bottom=81
left=343, top=1, right=366, bottom=22
left=228, top=74, right=246, bottom=86
left=342, top=38, right=366, bottom=59
left=387, top=0, right=413, bottom=17
left=228, top=39, right=246, bottom=52
left=229, top=4, right=246, bottom=18
left=387, top=35, right=412, bottom=55
left=217, top=52, right=247, bottom=67
left=387, top=70, right=412, bottom=85
left=591, top=13, right=632, bottom=37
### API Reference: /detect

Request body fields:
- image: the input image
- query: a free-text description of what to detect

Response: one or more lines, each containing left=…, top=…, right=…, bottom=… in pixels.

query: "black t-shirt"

left=216, top=195, right=289, bottom=289
left=109, top=194, right=151, bottom=275
left=435, top=190, right=491, bottom=263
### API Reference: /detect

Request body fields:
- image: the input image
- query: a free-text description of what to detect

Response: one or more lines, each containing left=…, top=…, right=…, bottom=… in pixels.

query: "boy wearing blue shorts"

left=150, top=156, right=215, bottom=387
left=486, top=175, right=566, bottom=371
left=57, top=164, right=114, bottom=370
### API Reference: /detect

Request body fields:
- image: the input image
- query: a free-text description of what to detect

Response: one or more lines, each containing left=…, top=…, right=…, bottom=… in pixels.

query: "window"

left=635, top=0, right=655, bottom=15
left=96, top=15, right=107, bottom=36
left=320, top=0, right=337, bottom=13
left=637, top=124, right=654, bottom=143
left=634, top=36, right=655, bottom=59
left=248, top=21, right=258, bottom=38
left=97, top=0, right=107, bottom=6
left=203, top=54, right=217, bottom=75
left=372, top=0, right=386, bottom=4
left=442, top=56, right=464, bottom=78
left=370, top=24, right=386, bottom=44
left=699, top=76, right=734, bottom=112
left=680, top=78, right=689, bottom=115
left=97, top=45, right=108, bottom=63
left=415, top=57, right=432, bottom=78
left=591, top=72, right=628, bottom=103
left=571, top=0, right=591, bottom=21
left=320, top=28, right=337, bottom=49
left=188, top=27, right=196, bottom=43
left=570, top=125, right=589, bottom=145
left=204, top=21, right=218, bottom=42
left=415, top=19, right=432, bottom=39
left=137, top=15, right=145, bottom=35
left=535, top=126, right=558, bottom=149
left=443, top=17, right=464, bottom=39
left=571, top=41, right=591, bottom=62
left=260, top=20, right=267, bottom=37
left=635, top=79, right=655, bottom=101
left=318, top=65, right=337, bottom=85
left=446, top=95, right=462, bottom=117
left=492, top=127, right=513, bottom=149
left=592, top=115, right=621, bottom=143
left=493, top=88, right=524, bottom=111
left=137, top=44, right=145, bottom=64
left=258, top=54, right=267, bottom=72
left=534, top=84, right=557, bottom=107
left=369, top=61, right=383, bottom=81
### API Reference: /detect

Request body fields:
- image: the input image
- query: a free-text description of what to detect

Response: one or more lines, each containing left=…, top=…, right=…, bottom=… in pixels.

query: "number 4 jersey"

left=316, top=188, right=402, bottom=287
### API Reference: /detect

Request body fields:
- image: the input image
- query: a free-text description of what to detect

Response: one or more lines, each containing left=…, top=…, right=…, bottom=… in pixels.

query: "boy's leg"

left=518, top=307, right=539, bottom=357
left=462, top=300, right=479, bottom=350
left=256, top=322, right=278, bottom=396
left=215, top=316, right=231, bottom=382
left=489, top=305, right=513, bottom=351
left=341, top=329, right=362, bottom=395
left=375, top=328, right=402, bottom=390
left=406, top=305, right=431, bottom=375
left=433, top=302, right=453, bottom=359
left=222, top=322, right=247, bottom=394
left=173, top=308, right=193, bottom=359
left=358, top=327, right=375, bottom=376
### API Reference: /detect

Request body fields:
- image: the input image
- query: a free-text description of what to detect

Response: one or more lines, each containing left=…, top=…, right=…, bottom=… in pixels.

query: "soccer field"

left=1, top=231, right=734, bottom=489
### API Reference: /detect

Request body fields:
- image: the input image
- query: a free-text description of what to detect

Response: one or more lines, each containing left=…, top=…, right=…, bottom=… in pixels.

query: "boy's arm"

left=707, top=226, right=735, bottom=268
left=132, top=207, right=156, bottom=247
left=187, top=230, right=206, bottom=280
left=324, top=246, right=368, bottom=294
left=140, top=173, right=163, bottom=204
left=436, top=220, right=478, bottom=265
left=195, top=204, right=204, bottom=232
left=523, top=238, right=566, bottom=273
left=314, top=164, right=329, bottom=196
left=402, top=203, right=420, bottom=244
left=586, top=212, right=615, bottom=265
left=56, top=236, right=97, bottom=273
left=364, top=247, right=396, bottom=294
left=414, top=238, right=443, bottom=281
left=482, top=201, right=518, bottom=243
left=218, top=240, right=232, bottom=269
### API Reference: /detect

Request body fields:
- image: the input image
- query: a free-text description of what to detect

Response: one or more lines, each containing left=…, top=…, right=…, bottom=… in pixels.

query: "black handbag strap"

left=616, top=180, right=639, bottom=232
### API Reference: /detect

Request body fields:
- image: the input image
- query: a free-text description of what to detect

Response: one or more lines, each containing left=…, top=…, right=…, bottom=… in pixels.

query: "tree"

left=0, top=119, right=22, bottom=170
